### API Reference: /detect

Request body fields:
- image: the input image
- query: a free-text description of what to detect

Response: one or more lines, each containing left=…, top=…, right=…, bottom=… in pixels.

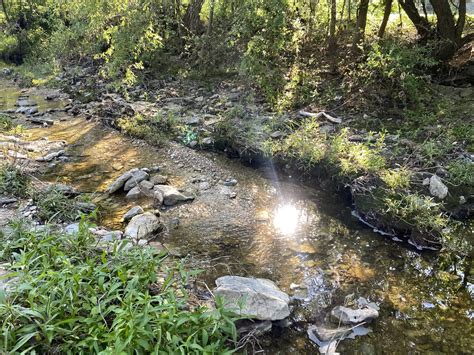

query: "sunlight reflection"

left=273, top=204, right=300, bottom=235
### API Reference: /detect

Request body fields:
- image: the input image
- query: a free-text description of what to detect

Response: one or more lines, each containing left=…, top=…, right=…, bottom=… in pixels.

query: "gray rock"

left=125, top=186, right=142, bottom=200
left=198, top=181, right=211, bottom=190
left=429, top=175, right=448, bottom=199
left=15, top=98, right=37, bottom=107
left=123, top=206, right=144, bottom=222
left=124, top=212, right=162, bottom=240
left=125, top=184, right=155, bottom=200
left=308, top=324, right=352, bottom=342
left=106, top=168, right=139, bottom=193
left=331, top=306, right=379, bottom=325
left=38, top=147, right=61, bottom=161
left=153, top=188, right=164, bottom=206
left=154, top=185, right=194, bottom=206
left=214, top=276, right=290, bottom=321
left=76, top=202, right=96, bottom=213
left=1, top=68, right=13, bottom=76
left=0, top=197, right=18, bottom=205
left=237, top=320, right=272, bottom=336
left=124, top=170, right=149, bottom=191
left=150, top=174, right=168, bottom=185
left=202, top=137, right=213, bottom=145
left=186, top=116, right=202, bottom=125
left=223, top=178, right=238, bottom=186
left=139, top=180, right=154, bottom=190
left=64, top=223, right=80, bottom=234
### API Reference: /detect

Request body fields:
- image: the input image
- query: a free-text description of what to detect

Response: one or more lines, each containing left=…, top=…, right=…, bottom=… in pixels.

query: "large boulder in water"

left=124, top=212, right=161, bottom=240
left=154, top=185, right=194, bottom=206
left=214, top=276, right=290, bottom=321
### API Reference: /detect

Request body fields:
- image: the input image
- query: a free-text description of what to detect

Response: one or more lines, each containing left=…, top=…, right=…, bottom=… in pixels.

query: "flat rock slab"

left=154, top=185, right=194, bottom=206
left=124, top=212, right=161, bottom=240
left=123, top=206, right=144, bottom=222
left=308, top=324, right=352, bottom=342
left=214, top=276, right=290, bottom=321
left=331, top=306, right=379, bottom=325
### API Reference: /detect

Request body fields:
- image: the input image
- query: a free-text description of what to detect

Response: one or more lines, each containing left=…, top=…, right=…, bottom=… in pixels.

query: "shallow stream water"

left=2, top=83, right=473, bottom=354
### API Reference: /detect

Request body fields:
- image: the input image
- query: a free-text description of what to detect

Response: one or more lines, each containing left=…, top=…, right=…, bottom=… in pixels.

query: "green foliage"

left=0, top=163, right=30, bottom=197
left=0, top=114, right=13, bottom=131
left=33, top=186, right=88, bottom=222
left=97, top=3, right=163, bottom=85
left=384, top=192, right=448, bottom=234
left=329, top=129, right=386, bottom=176
left=239, top=0, right=292, bottom=105
left=359, top=41, right=438, bottom=106
left=381, top=167, right=412, bottom=190
left=265, top=118, right=327, bottom=167
left=117, top=112, right=179, bottom=146
left=447, top=159, right=474, bottom=187
left=0, top=217, right=239, bottom=353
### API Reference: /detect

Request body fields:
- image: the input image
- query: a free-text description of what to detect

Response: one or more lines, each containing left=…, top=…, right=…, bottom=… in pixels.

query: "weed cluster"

left=0, top=217, right=239, bottom=353
left=32, top=186, right=89, bottom=223
left=0, top=163, right=29, bottom=197
left=117, top=112, right=179, bottom=146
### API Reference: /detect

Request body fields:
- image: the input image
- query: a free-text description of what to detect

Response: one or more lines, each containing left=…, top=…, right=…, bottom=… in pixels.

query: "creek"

left=1, top=81, right=473, bottom=353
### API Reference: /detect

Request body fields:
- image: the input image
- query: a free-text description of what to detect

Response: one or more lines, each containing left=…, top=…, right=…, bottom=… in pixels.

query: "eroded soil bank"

left=1, top=80, right=473, bottom=353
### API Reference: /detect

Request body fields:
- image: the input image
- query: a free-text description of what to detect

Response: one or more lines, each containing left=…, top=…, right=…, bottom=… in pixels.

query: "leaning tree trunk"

left=398, top=0, right=431, bottom=40
left=378, top=0, right=392, bottom=38
left=353, top=0, right=369, bottom=46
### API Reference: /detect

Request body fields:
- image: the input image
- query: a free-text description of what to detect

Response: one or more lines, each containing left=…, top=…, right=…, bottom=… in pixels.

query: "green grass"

left=0, top=216, right=239, bottom=353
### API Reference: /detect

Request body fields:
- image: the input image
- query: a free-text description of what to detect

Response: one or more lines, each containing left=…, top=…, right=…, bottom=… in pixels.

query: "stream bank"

left=1, top=78, right=473, bottom=353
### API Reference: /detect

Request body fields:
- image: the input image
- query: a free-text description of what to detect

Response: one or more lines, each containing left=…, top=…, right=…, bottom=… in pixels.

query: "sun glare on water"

left=273, top=204, right=300, bottom=235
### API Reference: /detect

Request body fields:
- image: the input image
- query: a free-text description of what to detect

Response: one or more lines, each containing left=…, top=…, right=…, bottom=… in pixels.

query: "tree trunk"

left=183, top=0, right=205, bottom=34
left=328, top=0, right=337, bottom=52
left=348, top=0, right=351, bottom=21
left=398, top=0, right=431, bottom=39
left=378, top=0, right=392, bottom=38
left=455, top=0, right=466, bottom=39
left=429, top=0, right=463, bottom=59
left=1, top=0, right=10, bottom=24
left=207, top=0, right=215, bottom=36
left=353, top=0, right=369, bottom=45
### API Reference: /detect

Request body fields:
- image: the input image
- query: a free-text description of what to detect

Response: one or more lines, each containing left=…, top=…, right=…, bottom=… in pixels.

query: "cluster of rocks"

left=65, top=207, right=162, bottom=249
left=307, top=297, right=379, bottom=354
left=106, top=167, right=194, bottom=207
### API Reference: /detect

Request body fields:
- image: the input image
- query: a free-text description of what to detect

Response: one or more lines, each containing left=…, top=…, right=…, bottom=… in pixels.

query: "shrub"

left=329, top=129, right=386, bottom=176
left=0, top=114, right=13, bottom=131
left=33, top=186, right=88, bottom=222
left=268, top=118, right=328, bottom=167
left=359, top=40, right=438, bottom=106
left=0, top=217, right=238, bottom=353
left=0, top=164, right=29, bottom=197
left=117, top=112, right=179, bottom=146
